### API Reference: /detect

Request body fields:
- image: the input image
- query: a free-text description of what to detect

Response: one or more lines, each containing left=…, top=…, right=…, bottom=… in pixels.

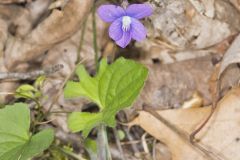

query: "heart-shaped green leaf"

left=0, top=103, right=54, bottom=160
left=65, top=57, right=148, bottom=137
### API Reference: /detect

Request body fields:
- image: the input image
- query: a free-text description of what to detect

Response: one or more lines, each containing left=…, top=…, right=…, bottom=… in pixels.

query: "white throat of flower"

left=122, top=16, right=131, bottom=32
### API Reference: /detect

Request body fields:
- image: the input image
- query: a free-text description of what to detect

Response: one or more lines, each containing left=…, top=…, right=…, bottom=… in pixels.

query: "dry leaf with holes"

left=130, top=87, right=240, bottom=160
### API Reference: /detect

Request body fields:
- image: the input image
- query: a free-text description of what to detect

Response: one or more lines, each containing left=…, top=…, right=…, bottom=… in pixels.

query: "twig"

left=113, top=128, right=125, bottom=160
left=117, top=112, right=141, bottom=156
left=50, top=110, right=72, bottom=114
left=35, top=119, right=56, bottom=125
left=189, top=106, right=215, bottom=142
left=45, top=58, right=87, bottom=115
left=0, top=92, right=14, bottom=95
left=152, top=139, right=157, bottom=160
left=153, top=39, right=179, bottom=51
left=0, top=64, right=63, bottom=80
left=141, top=132, right=150, bottom=154
left=77, top=14, right=89, bottom=63
left=190, top=66, right=221, bottom=142
left=120, top=137, right=154, bottom=145
left=124, top=127, right=141, bottom=156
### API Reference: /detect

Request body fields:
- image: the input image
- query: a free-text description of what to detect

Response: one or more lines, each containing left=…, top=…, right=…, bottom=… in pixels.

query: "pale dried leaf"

left=154, top=142, right=172, bottom=160
left=27, top=0, right=52, bottom=25
left=148, top=0, right=239, bottom=50
left=131, top=87, right=240, bottom=160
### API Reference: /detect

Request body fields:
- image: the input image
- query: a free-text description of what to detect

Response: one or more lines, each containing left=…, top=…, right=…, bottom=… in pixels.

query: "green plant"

left=64, top=57, right=148, bottom=137
left=0, top=103, right=54, bottom=160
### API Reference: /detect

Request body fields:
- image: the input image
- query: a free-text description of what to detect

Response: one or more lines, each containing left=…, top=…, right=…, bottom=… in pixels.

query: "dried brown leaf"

left=148, top=0, right=239, bottom=50
left=131, top=87, right=240, bottom=160
left=133, top=56, right=214, bottom=111
left=229, top=0, right=240, bottom=12
left=4, top=0, right=93, bottom=70
left=0, top=4, right=32, bottom=37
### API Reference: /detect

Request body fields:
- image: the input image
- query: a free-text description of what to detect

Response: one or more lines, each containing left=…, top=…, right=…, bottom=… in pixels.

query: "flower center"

left=122, top=16, right=131, bottom=32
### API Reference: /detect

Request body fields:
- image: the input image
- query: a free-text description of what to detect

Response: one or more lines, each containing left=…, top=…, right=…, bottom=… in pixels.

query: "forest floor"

left=1, top=0, right=240, bottom=160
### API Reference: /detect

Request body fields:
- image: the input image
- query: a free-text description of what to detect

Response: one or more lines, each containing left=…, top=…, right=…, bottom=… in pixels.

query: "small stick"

left=117, top=113, right=141, bottom=156
left=113, top=128, right=125, bottom=160
left=141, top=132, right=150, bottom=154
left=120, top=137, right=154, bottom=145
left=190, top=69, right=221, bottom=142
left=0, top=64, right=64, bottom=80
left=152, top=139, right=157, bottom=160
left=190, top=107, right=215, bottom=142
left=35, top=119, right=56, bottom=125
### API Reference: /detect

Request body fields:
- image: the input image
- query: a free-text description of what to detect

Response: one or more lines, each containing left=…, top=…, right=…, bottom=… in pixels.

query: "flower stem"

left=92, top=2, right=111, bottom=159
left=92, top=3, right=99, bottom=70
left=97, top=124, right=112, bottom=160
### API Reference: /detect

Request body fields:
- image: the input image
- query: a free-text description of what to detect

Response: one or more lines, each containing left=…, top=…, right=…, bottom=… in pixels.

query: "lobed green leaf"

left=65, top=57, right=148, bottom=137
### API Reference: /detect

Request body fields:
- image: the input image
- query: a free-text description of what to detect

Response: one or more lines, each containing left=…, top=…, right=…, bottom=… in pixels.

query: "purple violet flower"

left=97, top=4, right=153, bottom=48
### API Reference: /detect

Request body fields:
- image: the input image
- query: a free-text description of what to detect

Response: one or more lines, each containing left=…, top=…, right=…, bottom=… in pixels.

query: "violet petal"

left=116, top=31, right=131, bottom=48
left=130, top=18, right=147, bottom=41
left=97, top=5, right=125, bottom=22
left=126, top=4, right=153, bottom=19
left=109, top=18, right=123, bottom=41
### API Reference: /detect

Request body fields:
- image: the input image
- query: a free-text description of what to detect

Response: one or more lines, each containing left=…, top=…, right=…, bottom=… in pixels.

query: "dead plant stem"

left=0, top=64, right=63, bottom=80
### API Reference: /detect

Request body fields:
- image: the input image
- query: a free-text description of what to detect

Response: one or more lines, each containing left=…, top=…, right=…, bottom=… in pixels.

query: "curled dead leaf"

left=219, top=34, right=240, bottom=77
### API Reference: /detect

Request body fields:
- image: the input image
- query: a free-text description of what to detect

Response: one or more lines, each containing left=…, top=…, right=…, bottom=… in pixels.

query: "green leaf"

left=84, top=138, right=97, bottom=160
left=68, top=112, right=103, bottom=137
left=15, top=84, right=41, bottom=99
left=65, top=57, right=148, bottom=137
left=34, top=76, right=46, bottom=89
left=0, top=103, right=54, bottom=160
